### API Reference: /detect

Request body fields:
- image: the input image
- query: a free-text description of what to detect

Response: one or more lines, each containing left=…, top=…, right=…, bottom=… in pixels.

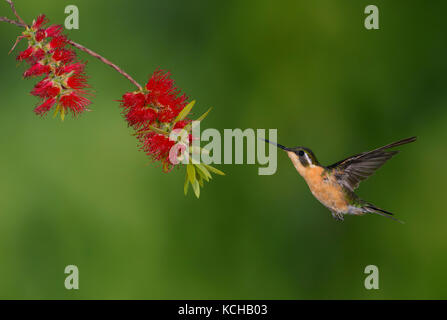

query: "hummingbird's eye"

left=298, top=150, right=305, bottom=157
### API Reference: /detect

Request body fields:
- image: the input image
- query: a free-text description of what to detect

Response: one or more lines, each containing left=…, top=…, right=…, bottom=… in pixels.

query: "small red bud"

left=35, top=29, right=46, bottom=42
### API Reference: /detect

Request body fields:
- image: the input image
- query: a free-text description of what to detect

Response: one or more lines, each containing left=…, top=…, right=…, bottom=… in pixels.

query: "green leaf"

left=60, top=107, right=66, bottom=122
left=195, top=163, right=211, bottom=181
left=198, top=176, right=204, bottom=188
left=191, top=179, right=200, bottom=198
left=184, top=172, right=189, bottom=195
left=148, top=126, right=170, bottom=136
left=53, top=104, right=61, bottom=119
left=203, top=164, right=225, bottom=176
left=195, top=107, right=212, bottom=122
left=174, top=100, right=196, bottom=123
left=187, top=164, right=196, bottom=184
left=195, top=168, right=208, bottom=182
left=133, top=126, right=169, bottom=136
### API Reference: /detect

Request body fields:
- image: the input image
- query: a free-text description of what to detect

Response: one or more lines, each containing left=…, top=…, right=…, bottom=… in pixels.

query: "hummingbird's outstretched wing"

left=327, top=137, right=416, bottom=191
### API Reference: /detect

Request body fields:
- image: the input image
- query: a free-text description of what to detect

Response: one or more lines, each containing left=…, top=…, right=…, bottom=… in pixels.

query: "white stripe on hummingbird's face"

left=293, top=149, right=315, bottom=167
left=303, top=152, right=313, bottom=166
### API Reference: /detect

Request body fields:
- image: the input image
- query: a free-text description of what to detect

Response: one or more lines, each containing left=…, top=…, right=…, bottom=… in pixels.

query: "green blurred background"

left=0, top=0, right=446, bottom=299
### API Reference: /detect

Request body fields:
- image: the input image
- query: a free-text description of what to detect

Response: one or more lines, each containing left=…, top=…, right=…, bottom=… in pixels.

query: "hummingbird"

left=264, top=136, right=417, bottom=222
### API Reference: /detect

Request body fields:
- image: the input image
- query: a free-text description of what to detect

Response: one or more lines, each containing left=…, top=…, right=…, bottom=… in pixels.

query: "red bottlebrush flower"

left=23, top=63, right=51, bottom=77
left=126, top=107, right=157, bottom=129
left=59, top=92, right=91, bottom=114
left=13, top=14, right=92, bottom=120
left=119, top=69, right=192, bottom=171
left=34, top=98, right=56, bottom=115
left=31, top=79, right=60, bottom=98
left=45, top=25, right=63, bottom=38
left=52, top=48, right=75, bottom=63
left=32, top=15, right=48, bottom=30
left=49, top=35, right=67, bottom=49
left=66, top=74, right=88, bottom=89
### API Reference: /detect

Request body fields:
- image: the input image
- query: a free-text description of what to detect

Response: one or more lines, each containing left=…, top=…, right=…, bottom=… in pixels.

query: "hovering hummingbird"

left=264, top=137, right=417, bottom=222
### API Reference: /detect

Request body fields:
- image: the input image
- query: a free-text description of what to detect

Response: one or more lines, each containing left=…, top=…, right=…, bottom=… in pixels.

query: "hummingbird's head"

left=287, top=147, right=319, bottom=167
left=262, top=139, right=319, bottom=167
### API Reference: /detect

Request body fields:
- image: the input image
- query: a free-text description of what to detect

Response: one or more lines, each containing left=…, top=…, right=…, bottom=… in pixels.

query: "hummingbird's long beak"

left=260, top=138, right=290, bottom=151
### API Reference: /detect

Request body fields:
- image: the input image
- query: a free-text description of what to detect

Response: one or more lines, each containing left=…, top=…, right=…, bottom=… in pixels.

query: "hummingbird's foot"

left=331, top=211, right=344, bottom=221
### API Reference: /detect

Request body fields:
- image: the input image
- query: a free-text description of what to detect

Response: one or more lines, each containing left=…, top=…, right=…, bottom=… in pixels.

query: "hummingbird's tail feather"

left=368, top=136, right=417, bottom=154
left=363, top=205, right=405, bottom=224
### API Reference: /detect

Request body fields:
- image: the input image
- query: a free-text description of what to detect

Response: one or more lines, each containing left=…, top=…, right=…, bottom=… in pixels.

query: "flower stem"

left=0, top=0, right=143, bottom=91
left=5, top=0, right=25, bottom=26
left=67, top=40, right=143, bottom=91
left=0, top=15, right=22, bottom=27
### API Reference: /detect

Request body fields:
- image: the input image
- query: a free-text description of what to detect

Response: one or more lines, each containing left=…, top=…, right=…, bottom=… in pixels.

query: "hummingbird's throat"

left=287, top=151, right=306, bottom=176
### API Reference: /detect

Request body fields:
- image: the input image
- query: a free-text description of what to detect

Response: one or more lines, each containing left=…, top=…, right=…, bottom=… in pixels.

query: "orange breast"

left=286, top=151, right=348, bottom=213
left=301, top=167, right=348, bottom=213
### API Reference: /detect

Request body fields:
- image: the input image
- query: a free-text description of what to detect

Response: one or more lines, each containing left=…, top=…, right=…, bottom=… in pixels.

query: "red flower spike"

left=119, top=69, right=192, bottom=171
left=13, top=14, right=92, bottom=121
